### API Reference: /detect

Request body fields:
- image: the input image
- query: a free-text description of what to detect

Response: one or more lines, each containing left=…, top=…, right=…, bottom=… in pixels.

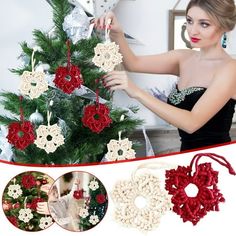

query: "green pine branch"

left=51, top=0, right=71, bottom=41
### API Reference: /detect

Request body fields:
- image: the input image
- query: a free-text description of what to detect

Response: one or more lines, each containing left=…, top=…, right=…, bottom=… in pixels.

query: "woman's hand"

left=40, top=184, right=51, bottom=194
left=94, top=11, right=123, bottom=37
left=37, top=202, right=50, bottom=215
left=103, top=71, right=141, bottom=98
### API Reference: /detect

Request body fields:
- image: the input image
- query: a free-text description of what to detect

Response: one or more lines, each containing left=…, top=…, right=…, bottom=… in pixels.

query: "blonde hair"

left=186, top=0, right=236, bottom=31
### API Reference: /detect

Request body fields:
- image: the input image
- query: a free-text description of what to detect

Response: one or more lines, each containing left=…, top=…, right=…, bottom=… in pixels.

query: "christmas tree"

left=48, top=172, right=108, bottom=231
left=78, top=177, right=108, bottom=231
left=0, top=0, right=142, bottom=164
left=2, top=171, right=54, bottom=231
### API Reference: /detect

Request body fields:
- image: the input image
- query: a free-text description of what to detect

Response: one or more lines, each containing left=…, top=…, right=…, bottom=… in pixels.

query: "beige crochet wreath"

left=92, top=42, right=123, bottom=72
left=111, top=172, right=173, bottom=232
left=20, top=71, right=48, bottom=99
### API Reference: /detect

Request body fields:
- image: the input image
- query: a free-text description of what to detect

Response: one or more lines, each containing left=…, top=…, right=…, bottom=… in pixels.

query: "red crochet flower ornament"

left=73, top=189, right=84, bottom=200
left=54, top=40, right=83, bottom=94
left=96, top=194, right=106, bottom=204
left=7, top=121, right=35, bottom=150
left=54, top=64, right=83, bottom=94
left=82, top=103, right=112, bottom=133
left=21, top=174, right=36, bottom=189
left=7, top=216, right=18, bottom=227
left=165, top=153, right=235, bottom=225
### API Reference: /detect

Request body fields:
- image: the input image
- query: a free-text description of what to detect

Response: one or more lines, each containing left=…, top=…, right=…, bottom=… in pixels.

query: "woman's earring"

left=221, top=32, right=227, bottom=48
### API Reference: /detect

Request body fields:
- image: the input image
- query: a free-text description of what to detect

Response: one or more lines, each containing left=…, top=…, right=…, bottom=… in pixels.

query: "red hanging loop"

left=190, top=153, right=236, bottom=178
left=95, top=78, right=100, bottom=106
left=19, top=96, right=24, bottom=123
left=66, top=40, right=71, bottom=70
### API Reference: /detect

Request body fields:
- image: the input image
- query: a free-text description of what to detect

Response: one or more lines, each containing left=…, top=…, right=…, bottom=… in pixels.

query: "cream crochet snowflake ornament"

left=88, top=179, right=99, bottom=191
left=39, top=216, right=53, bottom=229
left=111, top=163, right=173, bottom=232
left=18, top=208, right=34, bottom=223
left=89, top=214, right=100, bottom=225
left=18, top=197, right=34, bottom=223
left=7, top=179, right=23, bottom=199
left=79, top=208, right=89, bottom=219
left=20, top=49, right=48, bottom=99
left=34, top=110, right=65, bottom=153
left=106, top=138, right=136, bottom=161
left=106, top=115, right=135, bottom=161
left=92, top=19, right=122, bottom=72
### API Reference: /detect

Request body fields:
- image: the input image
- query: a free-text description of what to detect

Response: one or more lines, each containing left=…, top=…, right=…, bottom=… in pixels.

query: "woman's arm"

left=95, top=12, right=191, bottom=75
left=104, top=61, right=236, bottom=133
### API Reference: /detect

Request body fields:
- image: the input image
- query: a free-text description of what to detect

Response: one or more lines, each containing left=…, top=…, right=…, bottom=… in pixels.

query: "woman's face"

left=186, top=6, right=224, bottom=48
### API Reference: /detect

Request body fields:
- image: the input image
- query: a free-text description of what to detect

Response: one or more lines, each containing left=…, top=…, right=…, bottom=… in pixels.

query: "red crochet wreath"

left=82, top=103, right=112, bottom=133
left=165, top=153, right=235, bottom=225
left=54, top=65, right=83, bottom=94
left=73, top=189, right=84, bottom=200
left=96, top=194, right=106, bottom=204
left=21, top=174, right=36, bottom=189
left=7, top=121, right=35, bottom=150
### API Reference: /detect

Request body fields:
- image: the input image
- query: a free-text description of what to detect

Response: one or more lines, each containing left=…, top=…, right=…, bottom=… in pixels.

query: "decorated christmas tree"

left=0, top=0, right=142, bottom=164
left=73, top=176, right=108, bottom=231
left=2, top=171, right=54, bottom=231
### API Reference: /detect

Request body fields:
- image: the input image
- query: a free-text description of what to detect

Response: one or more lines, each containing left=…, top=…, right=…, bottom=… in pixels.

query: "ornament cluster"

left=4, top=0, right=126, bottom=157
left=47, top=171, right=108, bottom=232
left=111, top=153, right=236, bottom=232
left=2, top=153, right=235, bottom=232
left=2, top=172, right=54, bottom=232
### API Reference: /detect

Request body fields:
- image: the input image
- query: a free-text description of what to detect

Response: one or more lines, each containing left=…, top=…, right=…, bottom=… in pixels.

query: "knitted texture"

left=82, top=103, right=112, bottom=133
left=165, top=153, right=236, bottom=225
left=111, top=172, right=172, bottom=232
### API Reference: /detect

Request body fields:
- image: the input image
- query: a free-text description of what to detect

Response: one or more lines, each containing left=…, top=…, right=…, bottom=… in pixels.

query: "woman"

left=95, top=0, right=236, bottom=151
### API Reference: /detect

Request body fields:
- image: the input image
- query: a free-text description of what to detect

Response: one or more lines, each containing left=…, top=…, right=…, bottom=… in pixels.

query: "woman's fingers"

left=40, top=184, right=51, bottom=194
left=94, top=11, right=116, bottom=29
left=36, top=202, right=50, bottom=215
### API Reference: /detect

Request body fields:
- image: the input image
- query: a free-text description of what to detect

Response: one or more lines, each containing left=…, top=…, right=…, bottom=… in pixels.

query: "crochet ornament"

left=111, top=163, right=173, bottom=232
left=92, top=19, right=123, bottom=72
left=3, top=171, right=54, bottom=231
left=35, top=111, right=65, bottom=153
left=89, top=214, right=100, bottom=225
left=48, top=172, right=108, bottom=232
left=82, top=78, right=112, bottom=133
left=18, top=207, right=34, bottom=223
left=7, top=121, right=35, bottom=150
left=82, top=103, right=112, bottom=133
left=165, top=153, right=236, bottom=225
left=20, top=49, right=48, bottom=99
left=106, top=115, right=135, bottom=161
left=7, top=96, right=35, bottom=150
left=39, top=216, right=53, bottom=230
left=7, top=179, right=23, bottom=199
left=73, top=179, right=85, bottom=200
left=54, top=40, right=83, bottom=94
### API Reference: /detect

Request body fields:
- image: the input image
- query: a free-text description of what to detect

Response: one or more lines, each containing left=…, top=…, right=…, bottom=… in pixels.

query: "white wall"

left=1, top=0, right=236, bottom=127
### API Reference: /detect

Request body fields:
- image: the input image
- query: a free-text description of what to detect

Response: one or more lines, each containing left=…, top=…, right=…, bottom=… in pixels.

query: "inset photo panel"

left=48, top=171, right=108, bottom=232
left=2, top=171, right=54, bottom=231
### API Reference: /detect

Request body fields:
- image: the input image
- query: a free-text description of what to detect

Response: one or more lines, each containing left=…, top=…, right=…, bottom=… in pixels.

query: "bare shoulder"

left=171, top=49, right=195, bottom=58
left=170, top=49, right=197, bottom=66
left=214, top=59, right=236, bottom=89
left=218, top=59, right=236, bottom=75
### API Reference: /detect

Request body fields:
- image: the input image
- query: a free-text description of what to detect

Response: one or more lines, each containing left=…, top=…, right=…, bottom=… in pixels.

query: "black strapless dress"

left=167, top=86, right=236, bottom=151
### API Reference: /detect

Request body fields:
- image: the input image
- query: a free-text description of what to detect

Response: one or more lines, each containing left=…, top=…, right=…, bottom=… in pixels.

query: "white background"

left=1, top=144, right=236, bottom=235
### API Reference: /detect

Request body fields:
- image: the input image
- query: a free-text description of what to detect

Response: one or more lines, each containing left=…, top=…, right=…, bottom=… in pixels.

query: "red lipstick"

left=191, top=37, right=200, bottom=43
